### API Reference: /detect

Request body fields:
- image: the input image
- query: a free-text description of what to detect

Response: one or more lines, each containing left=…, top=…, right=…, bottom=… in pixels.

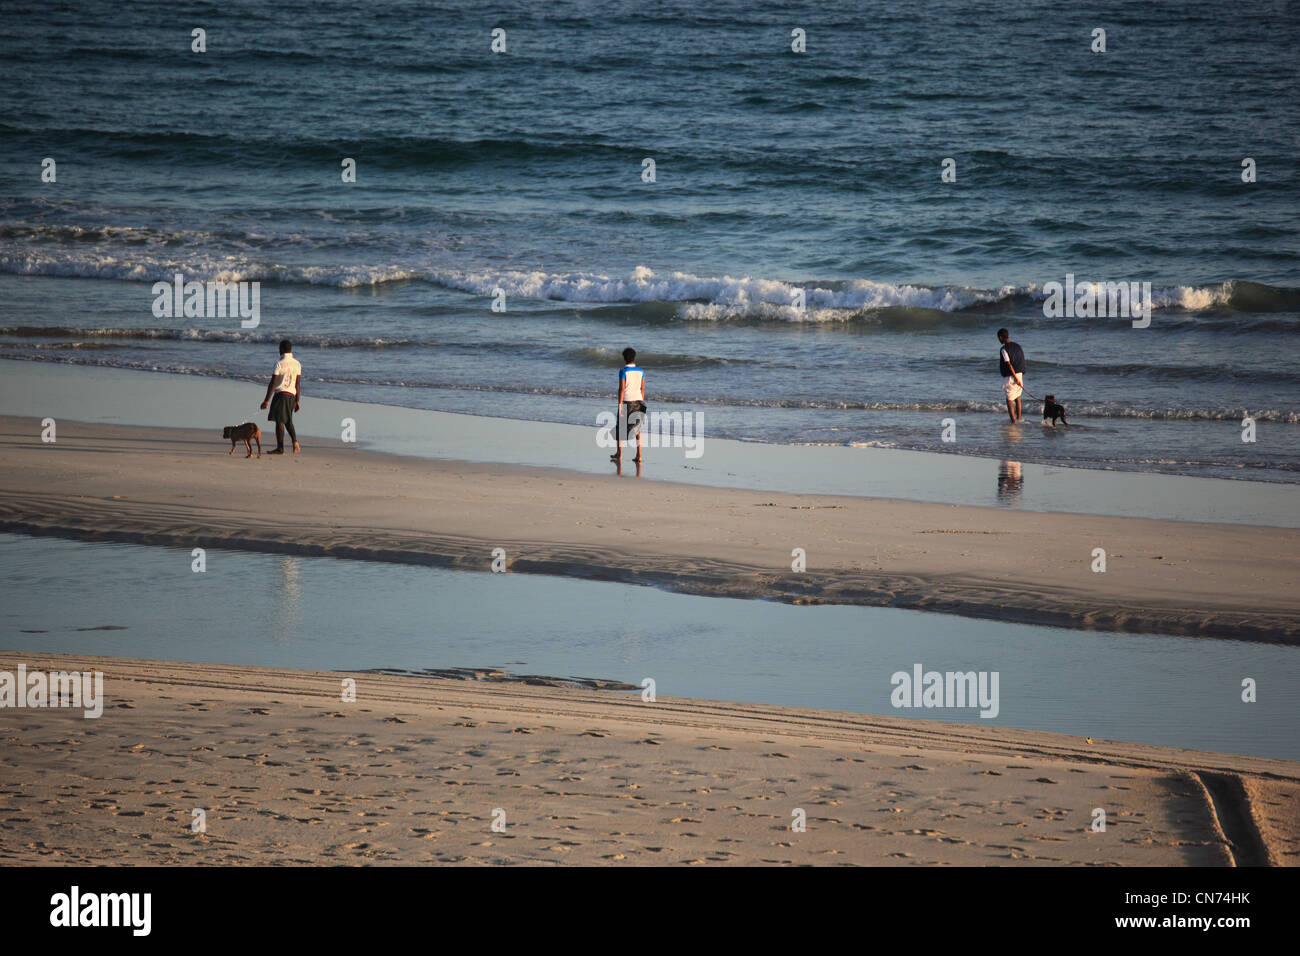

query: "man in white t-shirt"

left=260, top=339, right=302, bottom=454
left=612, top=347, right=646, bottom=463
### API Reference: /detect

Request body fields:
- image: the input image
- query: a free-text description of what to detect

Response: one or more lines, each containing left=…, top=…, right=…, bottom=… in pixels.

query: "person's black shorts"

left=268, top=391, right=296, bottom=425
left=621, top=401, right=647, bottom=440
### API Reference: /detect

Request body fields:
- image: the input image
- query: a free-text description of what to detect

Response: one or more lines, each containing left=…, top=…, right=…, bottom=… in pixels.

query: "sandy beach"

left=4, top=414, right=1298, bottom=867
left=2, top=651, right=1296, bottom=866
left=5, top=0, right=1299, bottom=896
left=1, top=416, right=1297, bottom=642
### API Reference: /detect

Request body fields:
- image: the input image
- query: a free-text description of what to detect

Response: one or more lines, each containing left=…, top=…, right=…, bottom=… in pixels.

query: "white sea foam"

left=1150, top=284, right=1232, bottom=310
left=0, top=251, right=1265, bottom=318
left=0, top=251, right=424, bottom=288
left=434, top=266, right=1022, bottom=317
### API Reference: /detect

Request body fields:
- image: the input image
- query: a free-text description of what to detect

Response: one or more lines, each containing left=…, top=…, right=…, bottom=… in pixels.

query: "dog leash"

left=1012, top=378, right=1047, bottom=402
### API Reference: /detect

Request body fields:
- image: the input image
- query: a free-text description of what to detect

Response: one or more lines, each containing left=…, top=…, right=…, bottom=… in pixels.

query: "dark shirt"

left=999, top=341, right=1025, bottom=377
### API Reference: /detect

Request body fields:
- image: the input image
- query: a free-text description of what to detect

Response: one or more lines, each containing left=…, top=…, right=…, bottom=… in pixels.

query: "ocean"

left=2, top=0, right=1298, bottom=481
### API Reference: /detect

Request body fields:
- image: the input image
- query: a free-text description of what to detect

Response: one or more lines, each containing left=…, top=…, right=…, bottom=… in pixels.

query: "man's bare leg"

left=610, top=408, right=625, bottom=461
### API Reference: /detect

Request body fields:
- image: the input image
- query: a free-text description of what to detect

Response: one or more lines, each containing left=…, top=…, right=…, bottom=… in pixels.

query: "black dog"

left=1042, top=395, right=1068, bottom=426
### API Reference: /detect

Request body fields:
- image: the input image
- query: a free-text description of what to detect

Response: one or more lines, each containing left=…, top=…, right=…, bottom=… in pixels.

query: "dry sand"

left=0, top=416, right=1297, bottom=641
left=3, top=652, right=1297, bottom=866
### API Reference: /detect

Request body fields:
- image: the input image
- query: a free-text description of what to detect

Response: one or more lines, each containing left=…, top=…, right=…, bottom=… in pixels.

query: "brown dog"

left=222, top=422, right=262, bottom=458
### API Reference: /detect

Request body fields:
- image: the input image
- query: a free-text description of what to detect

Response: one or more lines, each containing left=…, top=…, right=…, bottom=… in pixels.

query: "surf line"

left=1042, top=274, right=1152, bottom=328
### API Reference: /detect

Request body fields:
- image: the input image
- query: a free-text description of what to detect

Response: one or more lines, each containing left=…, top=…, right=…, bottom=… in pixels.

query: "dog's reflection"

left=997, top=459, right=1023, bottom=502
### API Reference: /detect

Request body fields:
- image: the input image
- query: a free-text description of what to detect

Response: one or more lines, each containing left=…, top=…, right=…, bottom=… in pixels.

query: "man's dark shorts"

left=621, top=401, right=647, bottom=440
left=268, top=391, right=296, bottom=425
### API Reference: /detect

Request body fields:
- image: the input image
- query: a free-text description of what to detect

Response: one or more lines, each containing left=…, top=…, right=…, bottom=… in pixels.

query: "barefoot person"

left=997, top=328, right=1025, bottom=423
left=611, top=347, right=646, bottom=463
left=260, top=339, right=302, bottom=454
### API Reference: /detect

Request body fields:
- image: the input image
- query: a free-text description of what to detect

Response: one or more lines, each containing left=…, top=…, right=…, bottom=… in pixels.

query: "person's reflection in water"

left=271, top=554, right=303, bottom=643
left=997, top=460, right=1023, bottom=502
left=613, top=454, right=643, bottom=477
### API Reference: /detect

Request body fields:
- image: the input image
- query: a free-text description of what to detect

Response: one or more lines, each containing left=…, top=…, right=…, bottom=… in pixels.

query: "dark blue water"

left=2, top=0, right=1298, bottom=479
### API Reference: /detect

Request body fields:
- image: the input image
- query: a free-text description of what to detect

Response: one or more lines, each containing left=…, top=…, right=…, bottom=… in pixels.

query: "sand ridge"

left=1, top=418, right=1297, bottom=642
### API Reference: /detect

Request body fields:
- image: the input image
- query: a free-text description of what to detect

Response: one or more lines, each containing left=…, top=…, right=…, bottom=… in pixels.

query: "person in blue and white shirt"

left=612, top=347, right=646, bottom=462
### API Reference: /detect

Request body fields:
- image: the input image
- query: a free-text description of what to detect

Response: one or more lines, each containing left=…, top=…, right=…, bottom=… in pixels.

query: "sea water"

left=1, top=0, right=1298, bottom=481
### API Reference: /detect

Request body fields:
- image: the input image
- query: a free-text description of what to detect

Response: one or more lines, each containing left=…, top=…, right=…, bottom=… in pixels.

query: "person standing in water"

left=997, top=328, right=1025, bottom=423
